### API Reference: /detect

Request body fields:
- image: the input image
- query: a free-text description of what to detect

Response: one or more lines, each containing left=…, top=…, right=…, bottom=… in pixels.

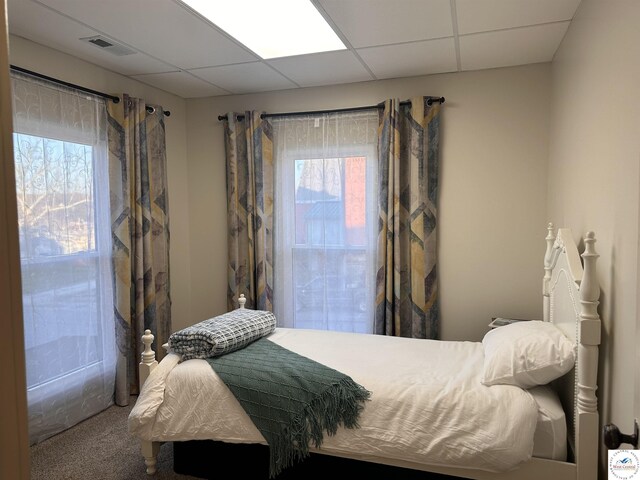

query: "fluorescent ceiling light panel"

left=180, top=0, right=346, bottom=59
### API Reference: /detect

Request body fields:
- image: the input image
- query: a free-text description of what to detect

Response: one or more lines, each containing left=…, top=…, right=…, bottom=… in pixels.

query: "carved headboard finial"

left=544, top=223, right=555, bottom=268
left=238, top=294, right=247, bottom=309
left=577, top=231, right=600, bottom=419
left=543, top=222, right=556, bottom=298
left=542, top=223, right=557, bottom=321
left=584, top=231, right=596, bottom=244
left=580, top=232, right=599, bottom=306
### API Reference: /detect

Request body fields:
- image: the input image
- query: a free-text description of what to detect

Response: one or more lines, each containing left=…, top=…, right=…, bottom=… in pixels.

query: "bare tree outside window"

left=14, top=133, right=95, bottom=260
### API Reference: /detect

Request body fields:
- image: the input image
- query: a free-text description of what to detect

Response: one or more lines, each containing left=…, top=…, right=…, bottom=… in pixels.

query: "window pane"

left=14, top=133, right=96, bottom=259
left=292, top=156, right=370, bottom=332
left=22, top=256, right=103, bottom=388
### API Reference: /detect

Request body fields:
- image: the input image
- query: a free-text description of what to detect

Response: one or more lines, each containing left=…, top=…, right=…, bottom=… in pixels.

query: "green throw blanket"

left=206, top=338, right=371, bottom=477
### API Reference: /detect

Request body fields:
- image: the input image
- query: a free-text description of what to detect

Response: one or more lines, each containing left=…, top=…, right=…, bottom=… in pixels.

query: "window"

left=11, top=72, right=115, bottom=444
left=273, top=111, right=378, bottom=333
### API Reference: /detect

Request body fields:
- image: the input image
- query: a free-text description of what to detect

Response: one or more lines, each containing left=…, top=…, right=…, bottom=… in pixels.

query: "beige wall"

left=186, top=63, right=551, bottom=341
left=547, top=0, right=640, bottom=471
left=8, top=35, right=193, bottom=331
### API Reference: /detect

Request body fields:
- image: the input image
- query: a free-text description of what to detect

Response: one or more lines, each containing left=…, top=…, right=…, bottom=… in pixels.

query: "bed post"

left=576, top=232, right=600, bottom=480
left=139, top=329, right=161, bottom=475
left=140, top=329, right=158, bottom=386
left=543, top=223, right=555, bottom=322
left=137, top=295, right=246, bottom=475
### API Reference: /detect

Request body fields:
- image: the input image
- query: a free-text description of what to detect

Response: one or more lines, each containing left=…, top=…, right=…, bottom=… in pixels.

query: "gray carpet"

left=30, top=397, right=199, bottom=480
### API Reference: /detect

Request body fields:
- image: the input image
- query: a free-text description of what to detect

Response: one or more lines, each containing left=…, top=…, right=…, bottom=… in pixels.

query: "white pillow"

left=481, top=320, right=575, bottom=388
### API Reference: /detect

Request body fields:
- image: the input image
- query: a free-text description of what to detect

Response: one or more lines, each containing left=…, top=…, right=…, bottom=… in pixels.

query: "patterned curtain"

left=107, top=95, right=171, bottom=406
left=224, top=111, right=274, bottom=312
left=375, top=97, right=441, bottom=339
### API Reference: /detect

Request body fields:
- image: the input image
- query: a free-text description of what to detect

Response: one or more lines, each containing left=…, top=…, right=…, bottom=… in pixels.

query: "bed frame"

left=136, top=224, right=601, bottom=479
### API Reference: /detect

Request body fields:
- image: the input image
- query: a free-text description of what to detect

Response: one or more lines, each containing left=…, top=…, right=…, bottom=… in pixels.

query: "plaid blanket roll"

left=168, top=309, right=276, bottom=360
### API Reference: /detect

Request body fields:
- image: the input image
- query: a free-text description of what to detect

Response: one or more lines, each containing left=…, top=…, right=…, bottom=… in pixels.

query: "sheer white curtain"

left=11, top=71, right=115, bottom=444
left=273, top=110, right=378, bottom=332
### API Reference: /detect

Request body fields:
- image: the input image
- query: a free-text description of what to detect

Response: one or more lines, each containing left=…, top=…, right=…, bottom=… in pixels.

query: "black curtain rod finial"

left=426, top=96, right=445, bottom=106
left=145, top=105, right=171, bottom=117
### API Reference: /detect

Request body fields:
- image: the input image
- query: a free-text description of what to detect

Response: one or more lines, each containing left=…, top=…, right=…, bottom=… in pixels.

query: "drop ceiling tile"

left=9, top=0, right=95, bottom=38
left=189, top=62, right=297, bottom=94
left=459, top=22, right=570, bottom=71
left=8, top=0, right=173, bottom=75
left=37, top=0, right=258, bottom=69
left=131, top=71, right=228, bottom=98
left=268, top=51, right=372, bottom=87
left=456, top=0, right=582, bottom=35
left=319, top=0, right=453, bottom=48
left=357, top=38, right=457, bottom=79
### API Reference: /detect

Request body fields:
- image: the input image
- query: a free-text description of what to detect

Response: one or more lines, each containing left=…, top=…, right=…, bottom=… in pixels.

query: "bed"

left=129, top=224, right=601, bottom=480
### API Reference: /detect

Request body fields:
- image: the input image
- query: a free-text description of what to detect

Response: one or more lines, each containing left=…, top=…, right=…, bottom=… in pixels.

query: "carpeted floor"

left=30, top=397, right=198, bottom=480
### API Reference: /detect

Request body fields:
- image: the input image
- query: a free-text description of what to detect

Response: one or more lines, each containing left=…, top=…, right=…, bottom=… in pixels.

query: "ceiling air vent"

left=80, top=35, right=136, bottom=56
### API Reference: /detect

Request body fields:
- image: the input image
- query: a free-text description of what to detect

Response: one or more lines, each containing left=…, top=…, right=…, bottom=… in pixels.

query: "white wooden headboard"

left=542, top=224, right=600, bottom=479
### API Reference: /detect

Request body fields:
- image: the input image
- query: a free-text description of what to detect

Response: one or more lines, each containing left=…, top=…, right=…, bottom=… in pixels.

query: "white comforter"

left=129, top=328, right=539, bottom=472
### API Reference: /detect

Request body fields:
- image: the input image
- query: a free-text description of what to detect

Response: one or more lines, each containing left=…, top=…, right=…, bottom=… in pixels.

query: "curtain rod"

left=217, top=97, right=445, bottom=121
left=10, top=65, right=171, bottom=117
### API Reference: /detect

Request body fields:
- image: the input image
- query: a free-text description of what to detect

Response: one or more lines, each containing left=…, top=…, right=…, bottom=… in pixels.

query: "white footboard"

left=136, top=295, right=246, bottom=474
